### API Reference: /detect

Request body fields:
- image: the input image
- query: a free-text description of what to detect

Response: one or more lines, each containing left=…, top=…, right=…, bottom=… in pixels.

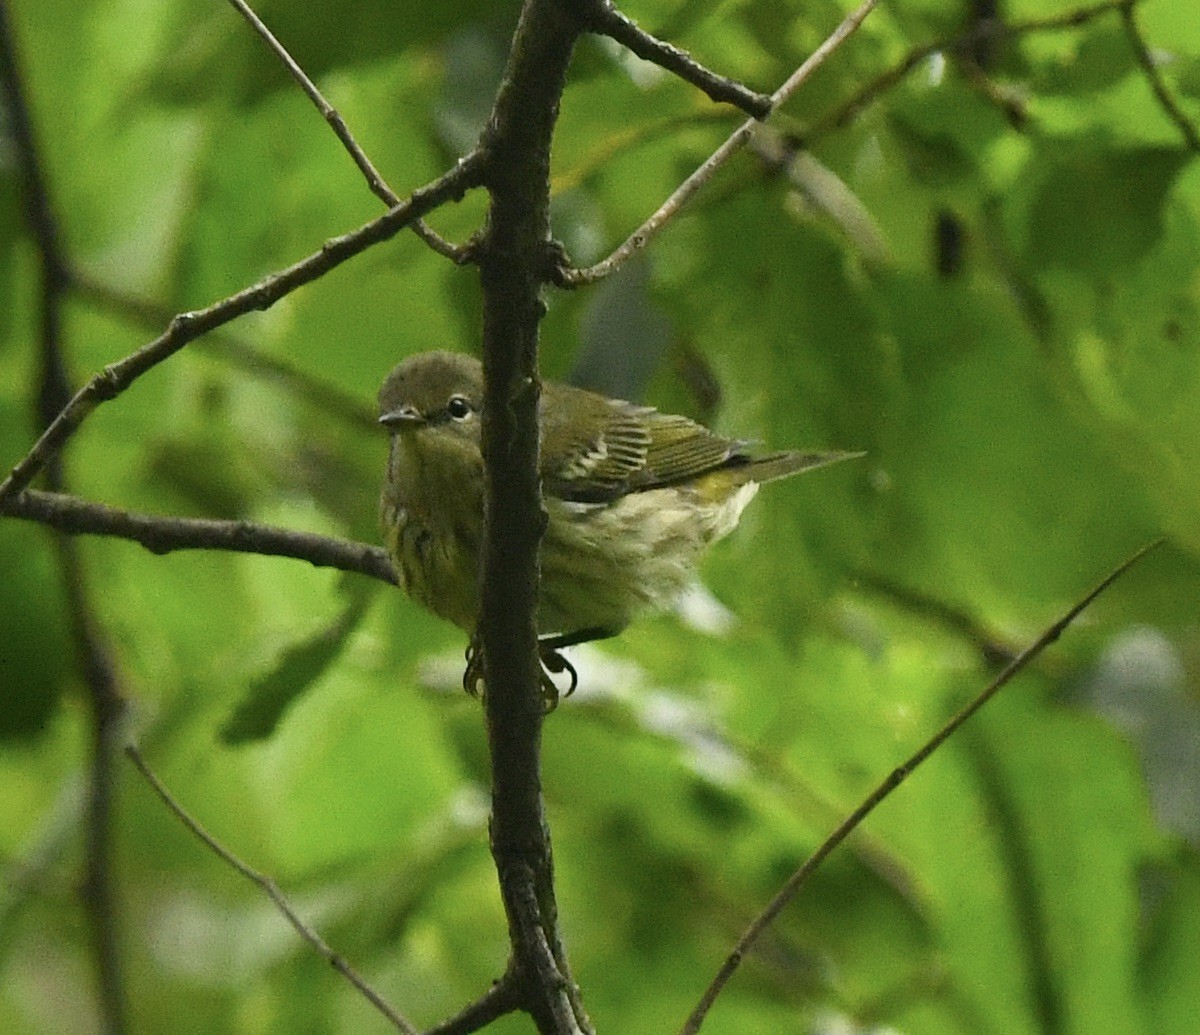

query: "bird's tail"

left=743, top=449, right=864, bottom=484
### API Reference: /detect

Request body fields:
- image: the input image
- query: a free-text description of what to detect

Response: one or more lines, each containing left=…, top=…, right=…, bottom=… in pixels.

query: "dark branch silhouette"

left=580, top=0, right=771, bottom=117
left=0, top=4, right=128, bottom=1029
left=1, top=489, right=397, bottom=583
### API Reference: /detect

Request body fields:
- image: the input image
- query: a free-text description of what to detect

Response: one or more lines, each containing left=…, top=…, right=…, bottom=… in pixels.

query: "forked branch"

left=557, top=0, right=880, bottom=286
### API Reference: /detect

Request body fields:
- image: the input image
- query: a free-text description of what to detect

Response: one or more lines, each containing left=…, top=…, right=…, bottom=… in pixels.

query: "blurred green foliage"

left=2, top=0, right=1199, bottom=1032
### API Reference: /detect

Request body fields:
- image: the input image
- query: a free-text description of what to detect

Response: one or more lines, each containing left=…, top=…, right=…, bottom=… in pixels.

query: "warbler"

left=378, top=350, right=855, bottom=697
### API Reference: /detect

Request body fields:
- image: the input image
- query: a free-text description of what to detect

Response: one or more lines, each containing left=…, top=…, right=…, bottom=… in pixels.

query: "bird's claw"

left=538, top=645, right=579, bottom=711
left=463, top=639, right=485, bottom=698
left=462, top=638, right=579, bottom=711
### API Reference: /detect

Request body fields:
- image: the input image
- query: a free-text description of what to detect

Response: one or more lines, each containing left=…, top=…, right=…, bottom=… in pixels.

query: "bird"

left=378, top=350, right=857, bottom=704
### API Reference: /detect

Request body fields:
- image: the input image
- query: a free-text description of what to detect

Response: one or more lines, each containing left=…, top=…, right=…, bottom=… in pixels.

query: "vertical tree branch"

left=0, top=3, right=128, bottom=1030
left=472, top=2, right=592, bottom=1031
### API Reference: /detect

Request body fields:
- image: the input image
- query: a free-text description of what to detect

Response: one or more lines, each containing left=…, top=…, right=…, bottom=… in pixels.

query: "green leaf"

left=220, top=576, right=376, bottom=743
left=1022, top=143, right=1190, bottom=278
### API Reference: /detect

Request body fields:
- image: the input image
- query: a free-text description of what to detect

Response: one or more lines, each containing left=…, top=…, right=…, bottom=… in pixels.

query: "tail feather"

left=743, top=449, right=864, bottom=484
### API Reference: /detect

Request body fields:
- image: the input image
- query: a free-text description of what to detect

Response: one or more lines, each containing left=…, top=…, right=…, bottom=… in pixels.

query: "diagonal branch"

left=223, top=0, right=470, bottom=259
left=678, top=537, right=1165, bottom=1035
left=423, top=975, right=522, bottom=1035
left=0, top=151, right=486, bottom=505
left=579, top=0, right=770, bottom=117
left=1120, top=0, right=1200, bottom=152
left=72, top=273, right=377, bottom=430
left=558, top=0, right=879, bottom=287
left=125, top=745, right=417, bottom=1034
left=224, top=0, right=394, bottom=203
left=0, top=489, right=397, bottom=583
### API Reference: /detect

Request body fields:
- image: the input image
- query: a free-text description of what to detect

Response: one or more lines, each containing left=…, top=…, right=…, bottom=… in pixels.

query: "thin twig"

left=224, top=0, right=394, bottom=203
left=411, top=220, right=474, bottom=263
left=581, top=0, right=770, bottom=118
left=1120, top=0, right=1200, bottom=152
left=558, top=0, right=879, bottom=286
left=805, top=0, right=1133, bottom=142
left=679, top=537, right=1165, bottom=1035
left=125, top=744, right=417, bottom=1034
left=1, top=489, right=398, bottom=583
left=423, top=976, right=522, bottom=1035
left=224, top=0, right=472, bottom=260
left=0, top=150, right=486, bottom=504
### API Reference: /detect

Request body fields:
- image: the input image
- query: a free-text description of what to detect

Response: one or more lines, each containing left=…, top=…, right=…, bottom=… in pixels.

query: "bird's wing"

left=635, top=412, right=747, bottom=489
left=545, top=402, right=747, bottom=503
left=544, top=404, right=651, bottom=503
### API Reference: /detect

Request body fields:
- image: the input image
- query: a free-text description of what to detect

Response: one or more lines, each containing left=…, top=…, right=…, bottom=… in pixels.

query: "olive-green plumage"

left=379, top=350, right=855, bottom=641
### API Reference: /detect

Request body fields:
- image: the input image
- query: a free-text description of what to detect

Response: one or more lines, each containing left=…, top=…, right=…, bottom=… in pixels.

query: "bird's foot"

left=463, top=627, right=618, bottom=710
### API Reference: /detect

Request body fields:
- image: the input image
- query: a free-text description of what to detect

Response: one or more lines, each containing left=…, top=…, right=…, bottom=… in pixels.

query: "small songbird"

left=379, top=350, right=856, bottom=701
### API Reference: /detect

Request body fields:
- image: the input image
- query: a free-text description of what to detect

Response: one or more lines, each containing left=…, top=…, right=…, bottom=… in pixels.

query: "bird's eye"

left=446, top=395, right=473, bottom=421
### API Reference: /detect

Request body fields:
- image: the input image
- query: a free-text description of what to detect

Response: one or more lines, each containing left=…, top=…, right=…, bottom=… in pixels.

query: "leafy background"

left=2, top=0, right=1199, bottom=1032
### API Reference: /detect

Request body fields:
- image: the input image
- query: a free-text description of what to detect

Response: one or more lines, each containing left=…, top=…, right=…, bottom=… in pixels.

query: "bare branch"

left=1120, top=0, right=1200, bottom=152
left=472, top=1, right=599, bottom=1029
left=509, top=870, right=587, bottom=1034
left=224, top=0, right=395, bottom=203
left=580, top=0, right=770, bottom=118
left=0, top=151, right=486, bottom=504
left=60, top=545, right=130, bottom=1035
left=411, top=220, right=475, bottom=264
left=805, top=0, right=1134, bottom=142
left=562, top=0, right=1156, bottom=288
left=423, top=976, right=522, bottom=1035
left=125, top=745, right=417, bottom=1034
left=679, top=538, right=1165, bottom=1035
left=1, top=489, right=397, bottom=584
left=558, top=0, right=879, bottom=287
left=224, top=0, right=473, bottom=260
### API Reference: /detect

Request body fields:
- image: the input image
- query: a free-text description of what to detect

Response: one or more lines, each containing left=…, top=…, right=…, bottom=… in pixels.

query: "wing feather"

left=545, top=398, right=749, bottom=503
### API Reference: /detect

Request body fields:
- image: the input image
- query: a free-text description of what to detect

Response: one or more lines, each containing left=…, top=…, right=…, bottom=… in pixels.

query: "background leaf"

left=2, top=0, right=1199, bottom=1032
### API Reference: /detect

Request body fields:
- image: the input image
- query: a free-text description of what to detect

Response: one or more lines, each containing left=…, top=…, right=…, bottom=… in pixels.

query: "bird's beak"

left=379, top=405, right=424, bottom=430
